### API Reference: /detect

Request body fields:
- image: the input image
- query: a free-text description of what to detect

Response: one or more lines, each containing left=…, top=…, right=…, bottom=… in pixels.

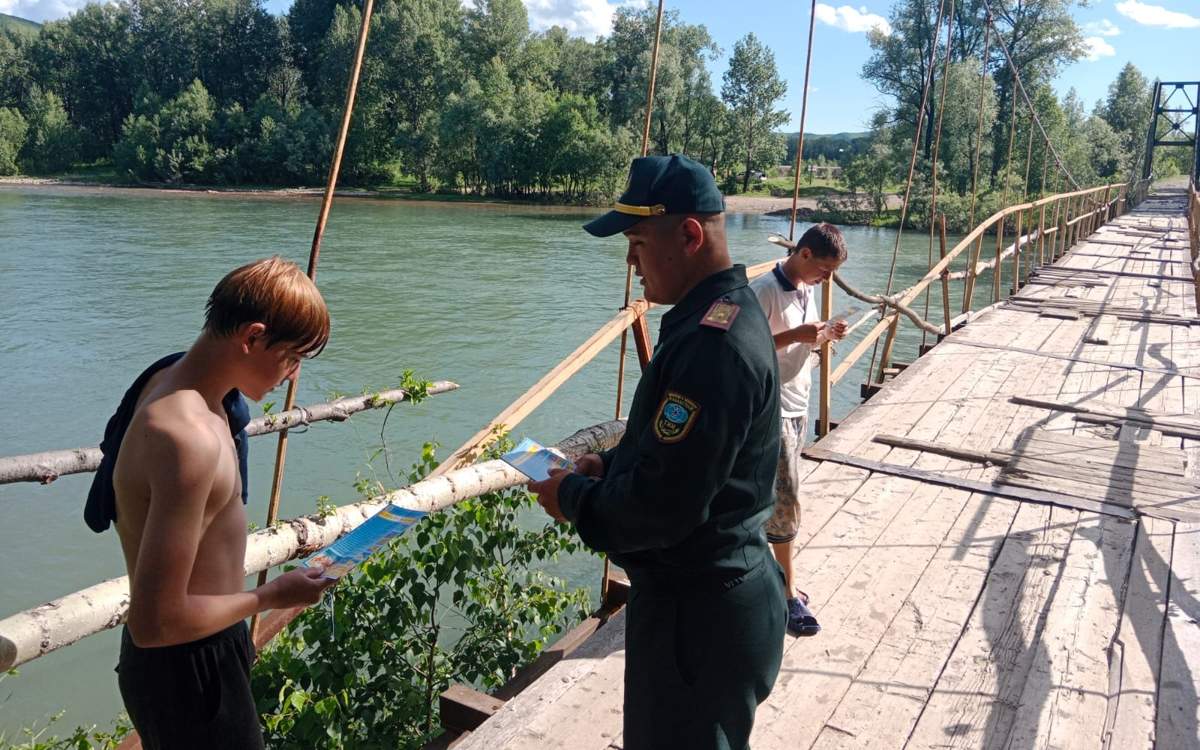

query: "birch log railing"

left=0, top=176, right=1154, bottom=673
left=0, top=382, right=461, bottom=486
left=0, top=420, right=625, bottom=672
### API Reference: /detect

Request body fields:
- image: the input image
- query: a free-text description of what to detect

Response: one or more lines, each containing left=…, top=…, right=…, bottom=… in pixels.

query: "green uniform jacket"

left=558, top=265, right=781, bottom=583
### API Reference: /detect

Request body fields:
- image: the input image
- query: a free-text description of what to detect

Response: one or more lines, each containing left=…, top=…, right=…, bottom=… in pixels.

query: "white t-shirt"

left=750, top=264, right=820, bottom=418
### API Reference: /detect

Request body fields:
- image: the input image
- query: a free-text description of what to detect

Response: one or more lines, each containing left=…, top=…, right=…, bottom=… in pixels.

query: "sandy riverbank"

left=1, top=176, right=841, bottom=215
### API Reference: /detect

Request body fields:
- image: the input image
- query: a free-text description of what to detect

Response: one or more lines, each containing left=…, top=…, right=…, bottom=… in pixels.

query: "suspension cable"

left=921, top=0, right=955, bottom=349
left=867, top=0, right=948, bottom=379
left=967, top=16, right=992, bottom=228
left=787, top=0, right=820, bottom=242
left=979, top=0, right=1079, bottom=189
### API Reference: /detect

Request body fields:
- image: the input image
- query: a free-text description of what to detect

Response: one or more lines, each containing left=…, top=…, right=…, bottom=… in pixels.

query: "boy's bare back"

left=114, top=367, right=249, bottom=617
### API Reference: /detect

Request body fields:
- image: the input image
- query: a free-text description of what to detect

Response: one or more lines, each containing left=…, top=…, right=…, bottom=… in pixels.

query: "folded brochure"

left=304, top=437, right=569, bottom=579
left=306, top=504, right=428, bottom=579
left=500, top=437, right=573, bottom=482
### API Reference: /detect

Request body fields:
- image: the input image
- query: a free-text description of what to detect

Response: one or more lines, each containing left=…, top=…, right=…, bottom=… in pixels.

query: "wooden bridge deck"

left=455, top=187, right=1200, bottom=750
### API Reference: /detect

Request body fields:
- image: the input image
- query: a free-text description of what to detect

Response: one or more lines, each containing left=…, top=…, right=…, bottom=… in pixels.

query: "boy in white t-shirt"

left=749, top=223, right=848, bottom=637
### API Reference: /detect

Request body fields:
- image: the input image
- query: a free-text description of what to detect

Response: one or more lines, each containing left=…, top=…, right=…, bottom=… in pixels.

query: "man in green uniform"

left=529, top=154, right=787, bottom=750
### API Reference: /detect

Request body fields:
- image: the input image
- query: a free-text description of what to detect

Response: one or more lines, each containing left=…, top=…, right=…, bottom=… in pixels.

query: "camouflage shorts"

left=765, top=415, right=807, bottom=544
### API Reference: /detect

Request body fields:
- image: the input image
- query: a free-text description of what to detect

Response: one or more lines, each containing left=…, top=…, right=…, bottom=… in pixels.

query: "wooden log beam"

left=429, top=301, right=650, bottom=476
left=0, top=419, right=626, bottom=672
left=1010, top=395, right=1200, bottom=436
left=0, top=382, right=460, bottom=486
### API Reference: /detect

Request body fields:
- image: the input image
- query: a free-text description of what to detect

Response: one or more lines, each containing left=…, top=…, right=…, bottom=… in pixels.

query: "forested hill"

left=0, top=0, right=794, bottom=199
left=0, top=12, right=40, bottom=36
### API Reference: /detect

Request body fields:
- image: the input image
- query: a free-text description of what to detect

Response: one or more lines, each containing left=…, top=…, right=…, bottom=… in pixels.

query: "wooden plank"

left=1013, top=431, right=1185, bottom=473
left=755, top=340, right=1029, bottom=746
left=803, top=446, right=1136, bottom=520
left=452, top=610, right=628, bottom=750
left=1104, top=517, right=1174, bottom=750
left=1004, top=512, right=1137, bottom=749
left=1003, top=454, right=1200, bottom=501
left=1155, top=521, right=1200, bottom=747
left=1012, top=395, right=1200, bottom=432
left=1086, top=314, right=1118, bottom=345
left=943, top=339, right=1200, bottom=380
left=440, top=685, right=506, bottom=733
left=905, top=504, right=1077, bottom=749
left=807, top=492, right=1020, bottom=750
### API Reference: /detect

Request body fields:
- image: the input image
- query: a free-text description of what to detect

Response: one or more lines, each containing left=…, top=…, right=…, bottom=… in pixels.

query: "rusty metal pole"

left=606, top=0, right=664, bottom=605
left=250, top=0, right=378, bottom=643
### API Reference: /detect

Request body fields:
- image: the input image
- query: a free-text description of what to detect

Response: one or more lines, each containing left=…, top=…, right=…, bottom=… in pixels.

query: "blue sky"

left=7, top=0, right=1197, bottom=134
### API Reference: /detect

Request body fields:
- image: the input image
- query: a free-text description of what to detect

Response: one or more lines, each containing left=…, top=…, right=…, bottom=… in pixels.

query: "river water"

left=0, top=184, right=956, bottom=733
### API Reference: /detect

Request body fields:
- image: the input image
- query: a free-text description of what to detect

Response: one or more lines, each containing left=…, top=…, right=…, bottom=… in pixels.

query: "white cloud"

left=1083, top=18, right=1121, bottom=36
left=814, top=4, right=892, bottom=36
left=0, top=0, right=88, bottom=24
left=1082, top=36, right=1117, bottom=60
left=1115, top=0, right=1200, bottom=29
left=522, top=0, right=634, bottom=40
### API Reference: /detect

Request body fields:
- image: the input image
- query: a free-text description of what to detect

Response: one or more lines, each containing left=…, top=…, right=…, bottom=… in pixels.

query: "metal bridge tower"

left=1142, top=80, right=1200, bottom=182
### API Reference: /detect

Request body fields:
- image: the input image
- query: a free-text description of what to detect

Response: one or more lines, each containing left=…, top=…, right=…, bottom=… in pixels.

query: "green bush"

left=19, top=86, right=80, bottom=174
left=252, top=439, right=593, bottom=748
left=0, top=106, right=26, bottom=175
left=0, top=671, right=131, bottom=750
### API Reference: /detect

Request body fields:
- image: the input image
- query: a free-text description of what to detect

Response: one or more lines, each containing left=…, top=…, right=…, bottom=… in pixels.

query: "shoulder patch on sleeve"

left=700, top=300, right=740, bottom=331
left=653, top=391, right=701, bottom=443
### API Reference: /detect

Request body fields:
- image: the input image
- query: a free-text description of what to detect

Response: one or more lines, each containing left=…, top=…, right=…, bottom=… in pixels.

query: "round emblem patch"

left=653, top=391, right=700, bottom=443
left=663, top=403, right=689, bottom=424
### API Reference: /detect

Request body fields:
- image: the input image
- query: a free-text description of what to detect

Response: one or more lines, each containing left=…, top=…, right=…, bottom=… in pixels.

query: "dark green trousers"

left=622, top=561, right=787, bottom=750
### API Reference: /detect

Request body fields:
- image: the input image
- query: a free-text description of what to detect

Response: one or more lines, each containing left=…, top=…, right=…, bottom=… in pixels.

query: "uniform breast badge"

left=653, top=391, right=700, bottom=443
left=700, top=299, right=740, bottom=331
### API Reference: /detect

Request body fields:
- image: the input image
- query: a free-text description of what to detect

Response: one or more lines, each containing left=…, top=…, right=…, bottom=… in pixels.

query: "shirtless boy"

left=108, top=257, right=335, bottom=748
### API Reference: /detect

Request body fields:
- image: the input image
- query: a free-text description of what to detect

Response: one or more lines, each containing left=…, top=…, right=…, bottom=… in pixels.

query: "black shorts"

left=117, top=621, right=264, bottom=750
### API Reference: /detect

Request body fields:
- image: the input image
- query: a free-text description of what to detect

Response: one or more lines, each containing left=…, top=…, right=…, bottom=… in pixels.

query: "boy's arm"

left=126, top=424, right=327, bottom=647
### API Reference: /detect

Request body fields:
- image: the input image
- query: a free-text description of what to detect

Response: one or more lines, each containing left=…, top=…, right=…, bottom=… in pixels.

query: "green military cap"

left=583, top=154, right=725, bottom=237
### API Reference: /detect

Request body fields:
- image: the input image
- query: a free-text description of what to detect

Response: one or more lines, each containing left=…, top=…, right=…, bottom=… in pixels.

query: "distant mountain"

left=0, top=13, right=41, bottom=36
left=802, top=131, right=871, bottom=143
left=783, top=131, right=872, bottom=165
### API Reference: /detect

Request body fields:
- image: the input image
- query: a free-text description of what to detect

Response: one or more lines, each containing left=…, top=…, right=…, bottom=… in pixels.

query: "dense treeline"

left=832, top=0, right=1187, bottom=229
left=0, top=0, right=791, bottom=199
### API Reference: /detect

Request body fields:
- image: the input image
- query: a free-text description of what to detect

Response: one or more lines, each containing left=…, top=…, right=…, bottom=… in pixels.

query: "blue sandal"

left=787, top=591, right=821, bottom=637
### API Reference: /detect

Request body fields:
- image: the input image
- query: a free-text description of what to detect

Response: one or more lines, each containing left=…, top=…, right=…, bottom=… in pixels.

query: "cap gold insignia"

left=700, top=300, right=740, bottom=331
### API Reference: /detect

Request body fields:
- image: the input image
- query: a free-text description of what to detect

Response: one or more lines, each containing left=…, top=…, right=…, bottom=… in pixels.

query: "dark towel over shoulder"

left=84, top=352, right=251, bottom=533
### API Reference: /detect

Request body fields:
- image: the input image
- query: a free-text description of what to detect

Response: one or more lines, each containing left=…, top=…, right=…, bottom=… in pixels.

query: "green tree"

left=372, top=0, right=464, bottom=191
left=286, top=0, right=343, bottom=94
left=936, top=60, right=996, bottom=196
left=846, top=137, right=894, bottom=216
left=19, top=85, right=81, bottom=173
left=0, top=106, right=27, bottom=175
left=721, top=33, right=788, bottom=193
left=0, top=29, right=32, bottom=109
left=114, top=79, right=216, bottom=182
left=29, top=3, right=134, bottom=157
left=1098, top=62, right=1152, bottom=177
left=463, top=0, right=527, bottom=70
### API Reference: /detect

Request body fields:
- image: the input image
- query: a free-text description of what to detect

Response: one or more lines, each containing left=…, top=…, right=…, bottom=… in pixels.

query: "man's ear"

left=680, top=217, right=705, bottom=256
left=236, top=322, right=269, bottom=354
